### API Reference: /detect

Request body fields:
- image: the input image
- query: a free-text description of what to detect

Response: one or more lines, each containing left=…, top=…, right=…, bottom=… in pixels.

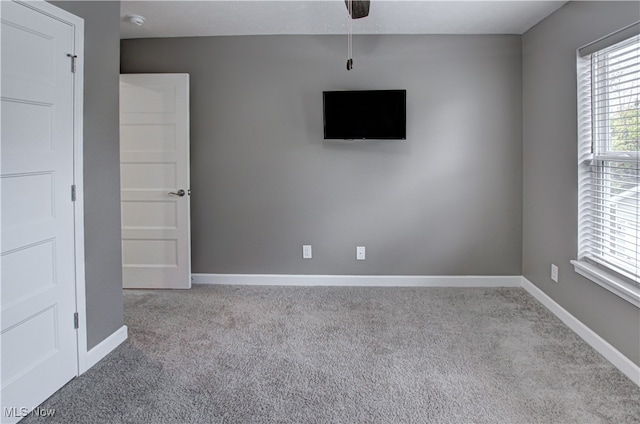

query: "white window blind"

left=575, top=27, right=640, bottom=306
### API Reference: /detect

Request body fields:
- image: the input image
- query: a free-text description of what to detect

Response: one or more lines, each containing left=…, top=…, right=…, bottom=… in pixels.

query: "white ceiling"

left=120, top=1, right=568, bottom=39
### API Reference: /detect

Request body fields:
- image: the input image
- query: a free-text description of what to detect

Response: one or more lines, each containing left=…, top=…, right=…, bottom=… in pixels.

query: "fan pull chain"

left=347, top=0, right=353, bottom=70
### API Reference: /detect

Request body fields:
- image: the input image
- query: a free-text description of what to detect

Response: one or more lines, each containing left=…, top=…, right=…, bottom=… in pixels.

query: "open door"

left=119, top=74, right=191, bottom=289
left=1, top=1, right=84, bottom=421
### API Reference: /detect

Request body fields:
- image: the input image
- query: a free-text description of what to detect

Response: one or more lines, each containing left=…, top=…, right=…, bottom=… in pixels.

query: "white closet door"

left=1, top=1, right=81, bottom=421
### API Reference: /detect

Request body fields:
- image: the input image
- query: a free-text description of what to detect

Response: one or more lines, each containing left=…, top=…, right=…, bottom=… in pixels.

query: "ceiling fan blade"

left=345, top=0, right=370, bottom=19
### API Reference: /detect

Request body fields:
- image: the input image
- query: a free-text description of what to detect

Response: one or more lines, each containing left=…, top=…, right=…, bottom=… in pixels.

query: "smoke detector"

left=124, top=14, right=146, bottom=26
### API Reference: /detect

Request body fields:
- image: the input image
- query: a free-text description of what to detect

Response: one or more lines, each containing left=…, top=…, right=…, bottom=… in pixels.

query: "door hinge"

left=71, top=184, right=77, bottom=201
left=73, top=312, right=79, bottom=329
left=66, top=53, right=77, bottom=73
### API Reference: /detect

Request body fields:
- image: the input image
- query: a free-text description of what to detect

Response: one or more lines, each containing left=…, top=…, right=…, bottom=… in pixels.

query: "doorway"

left=119, top=74, right=191, bottom=289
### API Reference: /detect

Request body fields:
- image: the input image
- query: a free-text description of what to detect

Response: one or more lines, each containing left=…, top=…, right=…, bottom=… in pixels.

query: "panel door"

left=120, top=74, right=191, bottom=289
left=1, top=1, right=79, bottom=421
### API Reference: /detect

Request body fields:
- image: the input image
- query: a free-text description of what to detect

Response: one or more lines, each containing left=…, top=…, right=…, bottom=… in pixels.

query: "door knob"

left=168, top=189, right=186, bottom=197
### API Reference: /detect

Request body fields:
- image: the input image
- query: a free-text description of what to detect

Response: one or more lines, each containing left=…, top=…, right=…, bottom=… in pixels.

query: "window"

left=573, top=24, right=640, bottom=307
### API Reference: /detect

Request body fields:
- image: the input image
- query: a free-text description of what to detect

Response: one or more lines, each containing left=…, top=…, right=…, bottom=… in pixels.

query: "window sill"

left=571, top=260, right=640, bottom=308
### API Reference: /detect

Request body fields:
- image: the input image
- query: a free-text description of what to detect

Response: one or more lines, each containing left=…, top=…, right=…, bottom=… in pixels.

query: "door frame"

left=11, top=0, right=89, bottom=375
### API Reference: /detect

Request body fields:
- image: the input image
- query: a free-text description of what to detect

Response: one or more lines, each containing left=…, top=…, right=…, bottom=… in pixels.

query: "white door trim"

left=13, top=0, right=89, bottom=376
left=67, top=9, right=88, bottom=376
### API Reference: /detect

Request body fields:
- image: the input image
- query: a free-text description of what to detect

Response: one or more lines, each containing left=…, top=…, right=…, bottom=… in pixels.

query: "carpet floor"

left=22, top=285, right=640, bottom=423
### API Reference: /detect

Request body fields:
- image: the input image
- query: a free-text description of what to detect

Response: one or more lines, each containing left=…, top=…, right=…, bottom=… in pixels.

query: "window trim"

left=575, top=23, right=640, bottom=308
left=578, top=21, right=640, bottom=58
left=571, top=260, right=640, bottom=307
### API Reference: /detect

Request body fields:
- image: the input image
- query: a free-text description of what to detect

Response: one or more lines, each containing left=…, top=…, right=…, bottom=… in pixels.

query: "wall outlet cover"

left=303, top=245, right=312, bottom=259
left=356, top=246, right=366, bottom=260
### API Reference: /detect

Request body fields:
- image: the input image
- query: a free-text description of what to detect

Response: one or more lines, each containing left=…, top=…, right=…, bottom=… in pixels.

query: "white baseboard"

left=192, top=273, right=522, bottom=288
left=81, top=325, right=128, bottom=374
left=521, top=277, right=639, bottom=386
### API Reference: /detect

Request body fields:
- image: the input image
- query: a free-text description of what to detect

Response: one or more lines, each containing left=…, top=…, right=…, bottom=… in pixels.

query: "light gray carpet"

left=23, top=285, right=640, bottom=423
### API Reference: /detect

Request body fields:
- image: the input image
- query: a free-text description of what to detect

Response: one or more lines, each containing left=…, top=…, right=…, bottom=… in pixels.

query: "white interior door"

left=120, top=74, right=191, bottom=289
left=1, top=1, right=81, bottom=421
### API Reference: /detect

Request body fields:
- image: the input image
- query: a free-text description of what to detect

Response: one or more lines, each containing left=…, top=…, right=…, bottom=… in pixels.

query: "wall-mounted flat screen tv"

left=323, top=90, right=406, bottom=140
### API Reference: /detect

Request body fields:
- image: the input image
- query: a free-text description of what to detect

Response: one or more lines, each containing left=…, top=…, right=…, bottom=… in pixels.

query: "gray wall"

left=121, top=35, right=523, bottom=276
left=523, top=1, right=640, bottom=365
left=50, top=1, right=124, bottom=350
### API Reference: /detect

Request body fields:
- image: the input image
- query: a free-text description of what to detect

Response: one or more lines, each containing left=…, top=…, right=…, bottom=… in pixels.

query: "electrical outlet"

left=356, top=246, right=366, bottom=261
left=551, top=264, right=558, bottom=283
left=303, top=245, right=312, bottom=259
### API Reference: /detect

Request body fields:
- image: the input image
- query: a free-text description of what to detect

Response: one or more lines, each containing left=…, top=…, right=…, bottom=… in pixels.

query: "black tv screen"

left=323, top=90, right=406, bottom=140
